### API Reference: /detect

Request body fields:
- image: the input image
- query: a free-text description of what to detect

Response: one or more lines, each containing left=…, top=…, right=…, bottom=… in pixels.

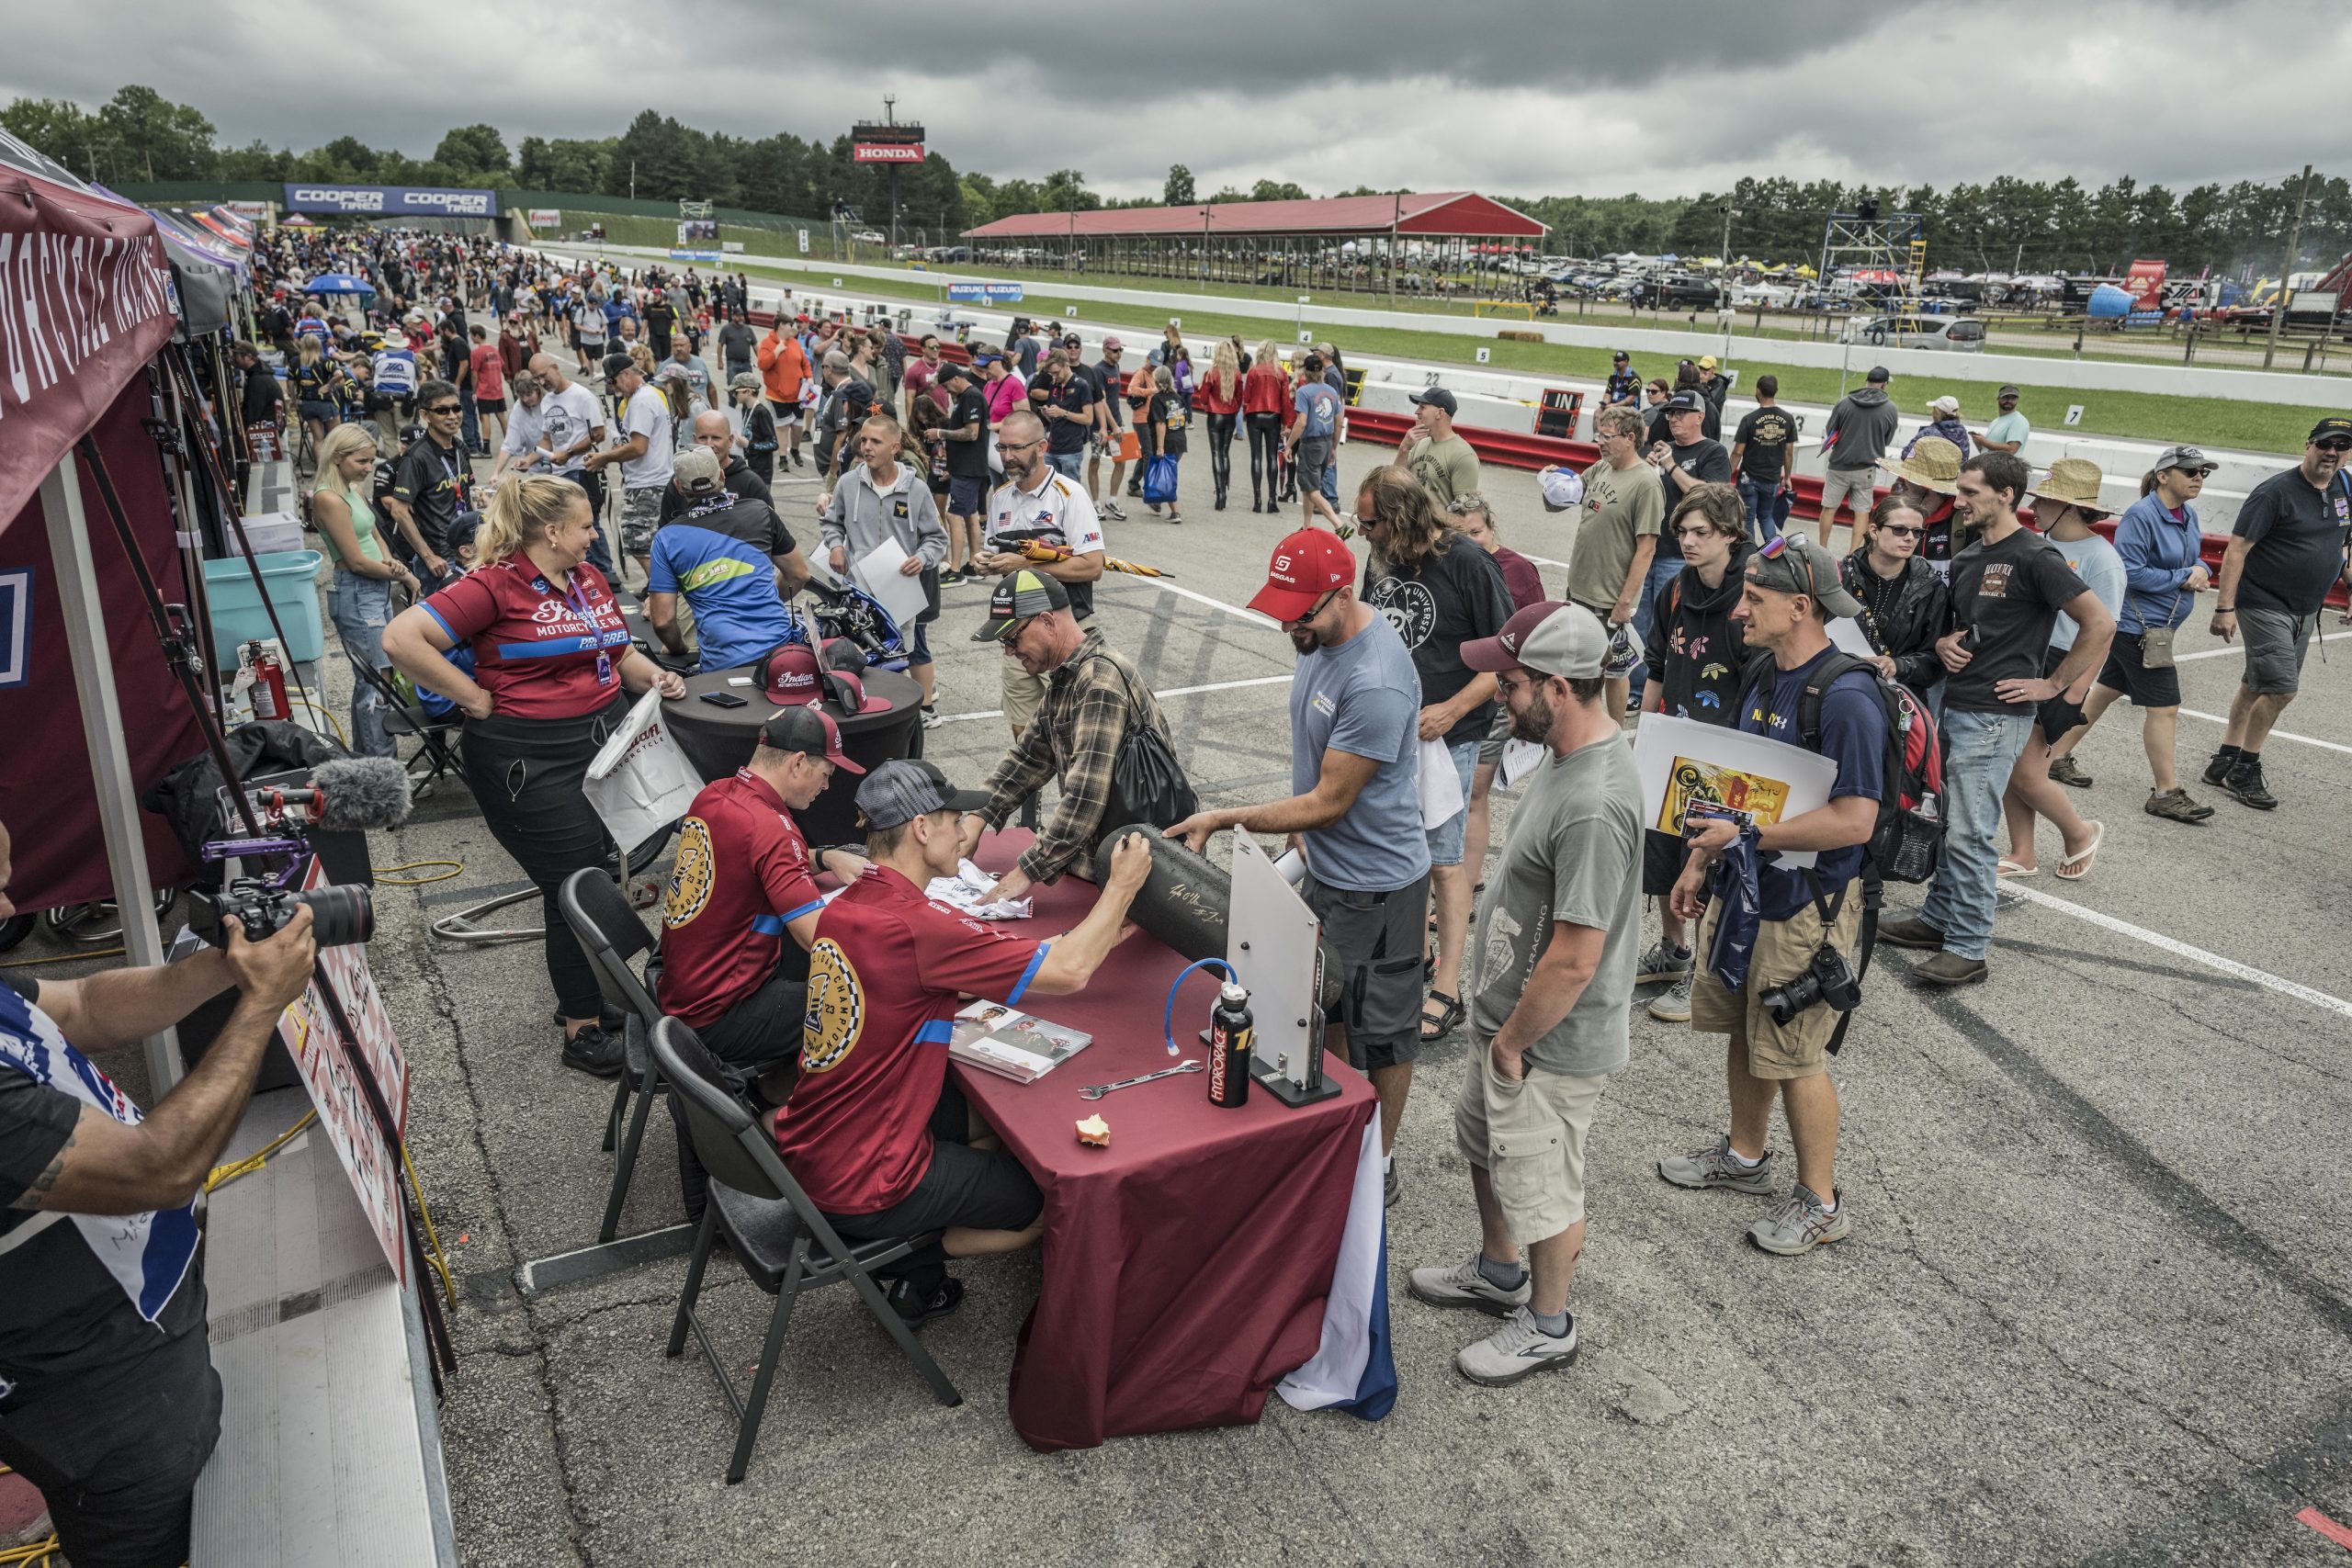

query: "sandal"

left=2055, top=820, right=2104, bottom=881
left=1996, top=859, right=2039, bottom=878
left=1420, top=989, right=1464, bottom=1043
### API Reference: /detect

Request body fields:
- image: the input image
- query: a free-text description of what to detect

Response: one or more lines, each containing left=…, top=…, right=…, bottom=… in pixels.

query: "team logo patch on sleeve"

left=800, top=938, right=865, bottom=1072
left=662, top=818, right=716, bottom=928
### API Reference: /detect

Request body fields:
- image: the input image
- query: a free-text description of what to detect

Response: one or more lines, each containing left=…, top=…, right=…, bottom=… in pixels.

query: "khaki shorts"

left=1816, top=468, right=1877, bottom=524
left=1455, top=1044, right=1608, bottom=1243
left=1001, top=662, right=1048, bottom=732
left=1689, top=891, right=1862, bottom=1079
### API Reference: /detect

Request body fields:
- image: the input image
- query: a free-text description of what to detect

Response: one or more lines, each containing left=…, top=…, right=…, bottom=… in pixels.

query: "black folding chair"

left=558, top=868, right=667, bottom=1244
left=652, top=1017, right=961, bottom=1483
left=344, top=649, right=464, bottom=796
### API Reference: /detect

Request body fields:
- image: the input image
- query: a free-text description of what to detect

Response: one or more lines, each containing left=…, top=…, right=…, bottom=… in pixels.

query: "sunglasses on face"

left=424, top=404, right=461, bottom=415
left=1879, top=525, right=1925, bottom=538
left=2317, top=439, right=2351, bottom=454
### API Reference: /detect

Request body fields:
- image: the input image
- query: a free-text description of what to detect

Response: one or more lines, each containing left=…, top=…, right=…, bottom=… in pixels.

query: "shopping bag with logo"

left=585, top=690, right=702, bottom=851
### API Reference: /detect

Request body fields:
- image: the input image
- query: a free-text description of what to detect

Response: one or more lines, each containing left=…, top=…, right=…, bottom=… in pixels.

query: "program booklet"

left=946, top=999, right=1092, bottom=1085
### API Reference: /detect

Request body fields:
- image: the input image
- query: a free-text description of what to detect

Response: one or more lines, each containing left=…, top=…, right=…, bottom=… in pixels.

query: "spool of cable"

left=1092, top=825, right=1340, bottom=1011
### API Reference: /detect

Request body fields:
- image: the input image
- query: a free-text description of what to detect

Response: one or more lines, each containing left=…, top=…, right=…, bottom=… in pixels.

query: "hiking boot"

left=1657, top=1136, right=1777, bottom=1194
left=2144, top=787, right=2215, bottom=824
left=1875, top=915, right=1946, bottom=951
left=1408, top=1254, right=1531, bottom=1317
left=560, top=1023, right=626, bottom=1078
left=1912, top=951, right=1988, bottom=987
left=886, top=1276, right=966, bottom=1327
left=2047, top=755, right=2093, bottom=788
left=1647, top=971, right=1693, bottom=1023
left=1634, top=939, right=1692, bottom=984
left=1455, top=1307, right=1579, bottom=1386
left=2222, top=759, right=2278, bottom=810
left=1748, top=1184, right=1850, bottom=1257
left=1385, top=1161, right=1402, bottom=1208
left=2201, top=750, right=2237, bottom=786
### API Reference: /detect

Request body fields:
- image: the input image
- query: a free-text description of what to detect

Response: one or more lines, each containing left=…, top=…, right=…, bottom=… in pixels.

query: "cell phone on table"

left=698, top=690, right=749, bottom=708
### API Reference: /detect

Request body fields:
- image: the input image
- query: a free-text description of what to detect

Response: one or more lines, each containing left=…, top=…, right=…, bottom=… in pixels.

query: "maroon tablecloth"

left=951, top=831, right=1375, bottom=1452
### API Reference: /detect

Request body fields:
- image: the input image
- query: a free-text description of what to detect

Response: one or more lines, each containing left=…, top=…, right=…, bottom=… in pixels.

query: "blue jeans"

left=1737, top=478, right=1785, bottom=546
left=1918, top=706, right=2035, bottom=960
left=328, top=573, right=398, bottom=758
left=1627, top=554, right=1685, bottom=706
left=459, top=388, right=481, bottom=453
left=1423, top=735, right=1482, bottom=865
left=1046, top=449, right=1084, bottom=480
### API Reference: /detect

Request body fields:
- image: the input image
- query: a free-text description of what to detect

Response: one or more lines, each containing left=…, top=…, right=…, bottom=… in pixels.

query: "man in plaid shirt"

left=956, top=571, right=1180, bottom=904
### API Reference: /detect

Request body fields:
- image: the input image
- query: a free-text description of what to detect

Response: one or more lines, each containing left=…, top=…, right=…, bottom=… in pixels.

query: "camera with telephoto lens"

left=189, top=879, right=373, bottom=950
left=1759, top=942, right=1862, bottom=1025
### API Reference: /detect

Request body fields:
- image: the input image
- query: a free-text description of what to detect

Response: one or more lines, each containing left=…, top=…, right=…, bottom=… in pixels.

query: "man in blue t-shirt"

left=1285, top=357, right=1346, bottom=531
left=1168, top=529, right=1430, bottom=1200
left=1657, top=536, right=1883, bottom=1258
left=645, top=449, right=809, bottom=671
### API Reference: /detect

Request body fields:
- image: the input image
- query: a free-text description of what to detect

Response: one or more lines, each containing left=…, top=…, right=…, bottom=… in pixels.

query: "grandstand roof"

left=964, top=191, right=1546, bottom=241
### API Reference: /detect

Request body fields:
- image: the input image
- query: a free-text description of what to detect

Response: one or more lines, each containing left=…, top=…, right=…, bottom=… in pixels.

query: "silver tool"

left=1078, top=1059, right=1204, bottom=1100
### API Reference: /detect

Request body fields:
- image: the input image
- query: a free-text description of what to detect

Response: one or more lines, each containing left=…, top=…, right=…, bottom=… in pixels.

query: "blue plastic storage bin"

left=204, top=550, right=325, bottom=664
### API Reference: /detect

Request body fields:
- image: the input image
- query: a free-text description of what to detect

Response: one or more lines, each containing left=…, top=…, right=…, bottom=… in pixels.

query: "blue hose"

left=1162, top=957, right=1240, bottom=1055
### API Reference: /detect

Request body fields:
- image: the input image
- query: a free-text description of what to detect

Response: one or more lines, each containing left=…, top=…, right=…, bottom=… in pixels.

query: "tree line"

left=5, top=85, right=2344, bottom=277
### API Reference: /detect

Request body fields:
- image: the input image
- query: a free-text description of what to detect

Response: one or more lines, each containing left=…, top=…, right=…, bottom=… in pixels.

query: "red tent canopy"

left=965, top=191, right=1546, bottom=241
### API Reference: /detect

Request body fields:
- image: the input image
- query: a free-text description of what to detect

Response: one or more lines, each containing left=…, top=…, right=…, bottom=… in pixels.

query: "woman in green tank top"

left=311, top=423, right=420, bottom=758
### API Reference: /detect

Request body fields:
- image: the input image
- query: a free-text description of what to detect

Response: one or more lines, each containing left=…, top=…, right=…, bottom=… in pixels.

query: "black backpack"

left=1736, top=649, right=1945, bottom=886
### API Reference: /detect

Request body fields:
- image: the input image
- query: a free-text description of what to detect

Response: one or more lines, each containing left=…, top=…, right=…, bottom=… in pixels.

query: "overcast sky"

left=7, top=0, right=2347, bottom=200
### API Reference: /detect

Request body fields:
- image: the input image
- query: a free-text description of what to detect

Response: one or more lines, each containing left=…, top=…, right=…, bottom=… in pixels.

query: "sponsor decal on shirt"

left=801, top=939, right=865, bottom=1071
left=663, top=818, right=716, bottom=928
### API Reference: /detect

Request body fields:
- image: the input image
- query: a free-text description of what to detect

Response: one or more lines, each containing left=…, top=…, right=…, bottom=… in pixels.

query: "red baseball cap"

left=760, top=643, right=823, bottom=705
left=1248, top=529, right=1358, bottom=622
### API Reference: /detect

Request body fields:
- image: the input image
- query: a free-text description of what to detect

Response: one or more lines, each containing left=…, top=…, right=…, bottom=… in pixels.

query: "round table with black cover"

left=662, top=666, right=923, bottom=846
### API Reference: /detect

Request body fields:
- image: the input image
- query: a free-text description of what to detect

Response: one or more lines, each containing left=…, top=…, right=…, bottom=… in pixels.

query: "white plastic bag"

left=585, top=691, right=702, bottom=852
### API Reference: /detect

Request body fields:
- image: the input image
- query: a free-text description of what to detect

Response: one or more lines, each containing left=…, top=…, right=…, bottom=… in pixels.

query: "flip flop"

left=1997, top=859, right=2039, bottom=878
left=2055, top=821, right=2105, bottom=881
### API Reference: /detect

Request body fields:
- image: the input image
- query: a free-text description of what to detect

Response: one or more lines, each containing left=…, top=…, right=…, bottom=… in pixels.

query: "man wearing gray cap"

left=1392, top=384, right=1482, bottom=511
left=1818, top=367, right=1898, bottom=546
left=1408, top=601, right=1641, bottom=1385
left=1973, top=386, right=2029, bottom=456
left=1657, top=534, right=1885, bottom=1258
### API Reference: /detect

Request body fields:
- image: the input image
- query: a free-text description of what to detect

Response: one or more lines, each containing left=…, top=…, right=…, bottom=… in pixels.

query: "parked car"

left=1840, top=315, right=1988, bottom=352
left=1655, top=276, right=1726, bottom=310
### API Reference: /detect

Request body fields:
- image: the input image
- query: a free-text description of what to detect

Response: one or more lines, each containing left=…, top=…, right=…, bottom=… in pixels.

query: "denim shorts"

left=1424, top=735, right=1481, bottom=865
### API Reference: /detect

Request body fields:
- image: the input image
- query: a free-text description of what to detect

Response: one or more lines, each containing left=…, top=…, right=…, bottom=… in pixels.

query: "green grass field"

left=640, top=248, right=2341, bottom=456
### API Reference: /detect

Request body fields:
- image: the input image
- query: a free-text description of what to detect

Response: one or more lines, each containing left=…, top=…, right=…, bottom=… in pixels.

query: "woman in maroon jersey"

left=382, top=474, right=686, bottom=1076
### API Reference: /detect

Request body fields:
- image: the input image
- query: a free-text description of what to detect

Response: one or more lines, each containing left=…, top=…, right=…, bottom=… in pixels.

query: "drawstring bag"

left=1142, top=455, right=1179, bottom=506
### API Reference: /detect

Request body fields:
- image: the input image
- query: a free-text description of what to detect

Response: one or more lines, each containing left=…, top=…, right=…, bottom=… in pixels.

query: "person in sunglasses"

left=380, top=378, right=474, bottom=591
left=2201, top=415, right=2352, bottom=810
left=1839, top=493, right=1950, bottom=700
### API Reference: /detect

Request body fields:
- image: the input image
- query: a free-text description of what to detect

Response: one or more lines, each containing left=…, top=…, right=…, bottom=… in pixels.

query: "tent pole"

left=38, top=455, right=181, bottom=1093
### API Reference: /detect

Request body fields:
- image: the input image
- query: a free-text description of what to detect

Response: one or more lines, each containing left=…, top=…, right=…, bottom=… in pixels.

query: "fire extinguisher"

left=246, top=640, right=288, bottom=723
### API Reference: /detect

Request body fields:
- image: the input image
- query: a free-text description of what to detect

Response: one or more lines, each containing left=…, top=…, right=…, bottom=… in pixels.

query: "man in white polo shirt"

left=971, top=408, right=1107, bottom=743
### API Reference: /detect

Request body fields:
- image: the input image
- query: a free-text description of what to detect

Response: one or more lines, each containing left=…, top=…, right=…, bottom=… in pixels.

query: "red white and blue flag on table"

left=1276, top=1121, right=1399, bottom=1419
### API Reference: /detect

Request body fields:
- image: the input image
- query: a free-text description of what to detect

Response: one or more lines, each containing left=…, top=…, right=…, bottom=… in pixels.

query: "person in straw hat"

left=1880, top=435, right=1964, bottom=572
left=1996, top=457, right=2124, bottom=877
left=2042, top=446, right=2221, bottom=822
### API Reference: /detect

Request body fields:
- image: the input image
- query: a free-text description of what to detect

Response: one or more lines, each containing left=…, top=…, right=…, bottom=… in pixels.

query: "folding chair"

left=558, top=867, right=667, bottom=1244
left=653, top=1017, right=961, bottom=1483
left=343, top=650, right=464, bottom=796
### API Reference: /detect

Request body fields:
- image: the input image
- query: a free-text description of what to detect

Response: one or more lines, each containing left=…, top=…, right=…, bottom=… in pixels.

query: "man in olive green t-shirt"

left=1561, top=405, right=1665, bottom=717
left=1393, top=385, right=1483, bottom=509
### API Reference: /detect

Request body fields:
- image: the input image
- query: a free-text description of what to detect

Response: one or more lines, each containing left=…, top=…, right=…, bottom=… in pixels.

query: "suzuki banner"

left=281, top=183, right=497, bottom=217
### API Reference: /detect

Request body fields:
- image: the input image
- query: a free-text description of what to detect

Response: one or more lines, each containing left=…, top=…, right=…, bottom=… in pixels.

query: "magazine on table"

left=946, top=999, right=1092, bottom=1084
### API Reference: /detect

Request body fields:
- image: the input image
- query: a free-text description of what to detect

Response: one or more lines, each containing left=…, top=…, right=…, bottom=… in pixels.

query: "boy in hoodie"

left=1817, top=367, right=1899, bottom=547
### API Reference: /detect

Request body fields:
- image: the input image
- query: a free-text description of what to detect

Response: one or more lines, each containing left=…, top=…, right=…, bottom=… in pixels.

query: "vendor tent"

left=149, top=207, right=249, bottom=340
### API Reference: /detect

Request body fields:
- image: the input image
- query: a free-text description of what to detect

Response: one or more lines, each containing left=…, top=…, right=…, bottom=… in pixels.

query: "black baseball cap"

left=937, top=358, right=975, bottom=384
left=1663, top=390, right=1705, bottom=413
left=1611, top=350, right=1630, bottom=363
left=1865, top=366, right=1891, bottom=383
left=1408, top=385, right=1457, bottom=415
left=974, top=569, right=1070, bottom=641
left=602, top=352, right=638, bottom=379
left=855, top=760, right=989, bottom=829
left=2308, top=415, right=2352, bottom=445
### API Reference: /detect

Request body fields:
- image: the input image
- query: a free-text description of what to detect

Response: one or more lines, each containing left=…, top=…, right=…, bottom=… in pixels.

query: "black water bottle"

left=1208, top=982, right=1253, bottom=1109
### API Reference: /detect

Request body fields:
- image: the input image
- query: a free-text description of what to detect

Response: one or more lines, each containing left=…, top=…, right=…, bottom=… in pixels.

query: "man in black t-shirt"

left=382, top=379, right=474, bottom=588
left=232, top=341, right=284, bottom=430
left=0, top=820, right=319, bottom=1568
left=1729, top=374, right=1797, bottom=545
left=643, top=291, right=677, bottom=358
left=1882, top=452, right=2112, bottom=986
left=938, top=361, right=991, bottom=581
left=1632, top=390, right=1733, bottom=705
left=2203, top=415, right=2352, bottom=809
left=1036, top=355, right=1096, bottom=482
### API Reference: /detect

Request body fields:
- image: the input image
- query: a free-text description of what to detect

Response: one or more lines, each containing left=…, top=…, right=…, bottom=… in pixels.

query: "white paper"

left=1827, top=615, right=1879, bottom=660
left=1498, top=738, right=1547, bottom=788
left=1416, top=737, right=1465, bottom=829
left=927, top=859, right=1034, bottom=920
left=851, top=536, right=931, bottom=628
left=1628, top=712, right=1839, bottom=870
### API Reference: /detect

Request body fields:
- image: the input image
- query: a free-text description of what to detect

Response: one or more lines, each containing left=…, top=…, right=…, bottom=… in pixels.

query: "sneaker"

left=1657, top=1135, right=1777, bottom=1194
left=2222, top=759, right=2278, bottom=810
left=886, top=1276, right=966, bottom=1327
left=2047, top=755, right=2093, bottom=789
left=1455, top=1306, right=1579, bottom=1386
left=937, top=567, right=964, bottom=586
left=560, top=1023, right=626, bottom=1078
left=1100, top=502, right=1128, bottom=522
left=1408, top=1253, right=1531, bottom=1317
left=1647, top=971, right=1693, bottom=1022
left=1748, top=1184, right=1851, bottom=1256
left=1912, top=951, right=1988, bottom=987
left=1384, top=1161, right=1402, bottom=1208
left=1634, top=939, right=1693, bottom=984
left=921, top=705, right=943, bottom=730
left=2144, top=786, right=2215, bottom=824
left=1875, top=915, right=1946, bottom=951
left=2201, top=750, right=2237, bottom=786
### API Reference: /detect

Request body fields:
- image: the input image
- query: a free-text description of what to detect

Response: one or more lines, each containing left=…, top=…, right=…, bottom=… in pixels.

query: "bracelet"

left=2213, top=606, right=2235, bottom=615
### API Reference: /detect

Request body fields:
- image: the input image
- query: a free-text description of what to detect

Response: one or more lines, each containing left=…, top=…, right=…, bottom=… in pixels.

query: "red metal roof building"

left=960, top=191, right=1547, bottom=301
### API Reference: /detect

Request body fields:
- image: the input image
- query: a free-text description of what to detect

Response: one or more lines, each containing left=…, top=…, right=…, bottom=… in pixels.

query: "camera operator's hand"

left=224, top=905, right=317, bottom=1012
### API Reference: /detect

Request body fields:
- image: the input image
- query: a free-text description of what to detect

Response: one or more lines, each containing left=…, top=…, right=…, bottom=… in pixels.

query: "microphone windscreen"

left=310, top=755, right=413, bottom=831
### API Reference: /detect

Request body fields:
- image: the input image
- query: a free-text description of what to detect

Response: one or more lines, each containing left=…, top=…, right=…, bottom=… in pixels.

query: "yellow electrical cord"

left=372, top=859, right=463, bottom=886
left=0, top=1469, right=55, bottom=1568
left=204, top=1110, right=318, bottom=1193
left=400, top=1139, right=457, bottom=1312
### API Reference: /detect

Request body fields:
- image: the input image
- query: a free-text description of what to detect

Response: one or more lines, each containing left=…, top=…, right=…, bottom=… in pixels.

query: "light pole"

left=2263, top=163, right=2312, bottom=371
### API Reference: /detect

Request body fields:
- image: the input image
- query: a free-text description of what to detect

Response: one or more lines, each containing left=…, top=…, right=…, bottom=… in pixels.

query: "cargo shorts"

left=1455, top=1043, right=1609, bottom=1241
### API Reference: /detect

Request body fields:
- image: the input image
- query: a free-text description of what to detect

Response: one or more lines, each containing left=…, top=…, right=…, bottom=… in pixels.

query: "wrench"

left=1078, top=1059, right=1204, bottom=1100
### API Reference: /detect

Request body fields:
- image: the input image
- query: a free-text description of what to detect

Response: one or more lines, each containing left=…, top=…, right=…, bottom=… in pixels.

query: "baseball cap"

left=2153, top=443, right=2215, bottom=475
left=729, top=369, right=762, bottom=392
left=1747, top=536, right=1865, bottom=618
left=1062, top=332, right=1082, bottom=348
left=652, top=362, right=689, bottom=385
left=937, top=358, right=974, bottom=384
left=1408, top=385, right=1458, bottom=415
left=1663, top=389, right=1705, bottom=413
left=1611, top=350, right=1630, bottom=364
left=1538, top=466, right=1585, bottom=513
left=758, top=705, right=864, bottom=774
left=1865, top=366, right=1891, bottom=383
left=1102, top=335, right=1124, bottom=353
left=1248, top=529, right=1358, bottom=621
left=673, top=447, right=725, bottom=496
left=1462, top=602, right=1602, bottom=679
left=602, top=352, right=637, bottom=380
left=758, top=643, right=824, bottom=705
left=855, top=759, right=989, bottom=830
left=1698, top=355, right=1719, bottom=370
left=974, top=569, right=1070, bottom=641
left=1997, top=384, right=2021, bottom=399
left=2309, top=415, right=2352, bottom=445
left=1928, top=394, right=1961, bottom=415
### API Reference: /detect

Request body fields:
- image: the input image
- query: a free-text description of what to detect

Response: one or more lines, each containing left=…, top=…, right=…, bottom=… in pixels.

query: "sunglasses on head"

left=1758, top=531, right=1822, bottom=597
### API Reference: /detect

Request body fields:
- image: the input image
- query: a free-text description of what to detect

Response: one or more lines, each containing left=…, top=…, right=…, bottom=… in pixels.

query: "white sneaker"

left=921, top=705, right=943, bottom=730
left=1455, top=1306, right=1579, bottom=1386
left=1648, top=971, right=1693, bottom=1022
left=1408, top=1254, right=1530, bottom=1317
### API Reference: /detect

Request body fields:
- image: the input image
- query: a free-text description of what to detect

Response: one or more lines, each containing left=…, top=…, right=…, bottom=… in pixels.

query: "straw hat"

left=2032, top=457, right=2107, bottom=510
left=1883, top=435, right=1962, bottom=495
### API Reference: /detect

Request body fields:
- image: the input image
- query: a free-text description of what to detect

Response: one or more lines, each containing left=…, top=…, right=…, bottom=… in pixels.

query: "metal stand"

left=431, top=887, right=545, bottom=946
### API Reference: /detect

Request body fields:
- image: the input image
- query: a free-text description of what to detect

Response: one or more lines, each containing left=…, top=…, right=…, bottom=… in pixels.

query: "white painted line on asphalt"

left=1147, top=575, right=1283, bottom=629
left=2002, top=882, right=2352, bottom=1022
left=2176, top=707, right=2352, bottom=756
left=933, top=671, right=1295, bottom=727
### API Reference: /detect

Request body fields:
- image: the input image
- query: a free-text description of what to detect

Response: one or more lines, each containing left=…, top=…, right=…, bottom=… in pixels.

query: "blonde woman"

left=381, top=475, right=685, bottom=1077
left=1193, top=339, right=1244, bottom=511
left=311, top=423, right=418, bottom=757
left=1240, top=339, right=1290, bottom=511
